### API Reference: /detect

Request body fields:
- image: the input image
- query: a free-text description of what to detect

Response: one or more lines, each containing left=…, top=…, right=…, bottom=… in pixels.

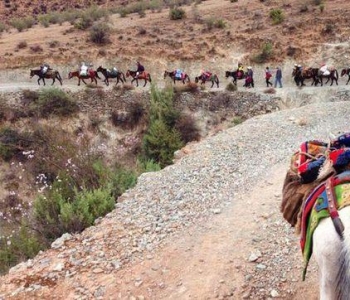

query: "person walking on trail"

left=274, top=66, right=283, bottom=88
left=265, top=67, right=273, bottom=87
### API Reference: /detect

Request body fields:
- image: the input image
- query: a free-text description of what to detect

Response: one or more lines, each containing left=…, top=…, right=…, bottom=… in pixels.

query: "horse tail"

left=336, top=207, right=350, bottom=299
left=335, top=69, right=339, bottom=80
left=148, top=73, right=152, bottom=82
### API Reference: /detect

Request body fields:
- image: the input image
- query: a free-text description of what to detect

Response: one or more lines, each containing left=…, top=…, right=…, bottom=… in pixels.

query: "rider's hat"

left=247, top=66, right=252, bottom=69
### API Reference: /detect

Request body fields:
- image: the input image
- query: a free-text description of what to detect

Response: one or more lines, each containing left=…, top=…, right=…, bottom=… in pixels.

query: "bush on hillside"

left=169, top=7, right=186, bottom=20
left=29, top=88, right=78, bottom=118
left=0, top=128, right=32, bottom=162
left=89, top=23, right=111, bottom=44
left=269, top=9, right=284, bottom=25
left=252, top=42, right=274, bottom=63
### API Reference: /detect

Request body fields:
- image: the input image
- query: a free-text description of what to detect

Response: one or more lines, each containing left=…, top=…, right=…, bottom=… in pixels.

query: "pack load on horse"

left=195, top=71, right=219, bottom=88
left=68, top=65, right=100, bottom=86
left=80, top=62, right=90, bottom=76
left=40, top=63, right=51, bottom=76
left=313, top=64, right=339, bottom=86
left=164, top=69, right=190, bottom=84
left=281, top=132, right=350, bottom=299
left=96, top=66, right=126, bottom=86
left=30, top=66, right=63, bottom=86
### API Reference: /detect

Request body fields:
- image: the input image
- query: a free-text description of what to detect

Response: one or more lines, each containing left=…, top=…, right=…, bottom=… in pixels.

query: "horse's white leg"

left=313, top=216, right=342, bottom=300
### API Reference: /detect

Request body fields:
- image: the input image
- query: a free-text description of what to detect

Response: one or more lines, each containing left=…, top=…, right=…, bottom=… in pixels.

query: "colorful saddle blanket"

left=300, top=170, right=350, bottom=280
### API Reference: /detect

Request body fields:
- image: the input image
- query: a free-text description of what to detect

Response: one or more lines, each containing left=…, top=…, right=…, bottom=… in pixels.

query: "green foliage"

left=137, top=159, right=162, bottom=173
left=269, top=9, right=284, bottom=24
left=319, top=3, right=325, bottom=12
left=0, top=128, right=32, bottom=161
left=74, top=15, right=93, bottom=30
left=0, top=225, right=42, bottom=274
left=204, top=18, right=226, bottom=30
left=37, top=13, right=63, bottom=27
left=141, top=85, right=184, bottom=167
left=30, top=88, right=78, bottom=118
left=89, top=23, right=111, bottom=44
left=232, top=116, right=244, bottom=125
left=109, top=165, right=137, bottom=198
left=169, top=7, right=186, bottom=20
left=34, top=176, right=115, bottom=241
left=10, top=17, right=35, bottom=32
left=0, top=22, right=6, bottom=33
left=143, top=119, right=184, bottom=168
left=252, top=42, right=274, bottom=63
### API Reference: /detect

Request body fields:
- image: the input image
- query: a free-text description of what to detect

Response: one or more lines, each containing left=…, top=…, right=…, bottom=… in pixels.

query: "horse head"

left=341, top=69, right=347, bottom=77
left=126, top=70, right=131, bottom=77
left=68, top=72, right=74, bottom=79
left=194, top=76, right=200, bottom=83
left=225, top=71, right=231, bottom=78
left=30, top=70, right=35, bottom=78
left=163, top=71, right=169, bottom=79
left=97, top=66, right=103, bottom=72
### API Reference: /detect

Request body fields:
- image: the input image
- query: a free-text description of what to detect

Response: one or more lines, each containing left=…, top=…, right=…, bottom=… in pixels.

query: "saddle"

left=282, top=132, right=350, bottom=279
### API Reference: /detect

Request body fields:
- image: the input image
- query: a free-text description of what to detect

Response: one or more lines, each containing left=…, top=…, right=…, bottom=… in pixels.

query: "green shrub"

left=29, top=88, right=78, bottom=118
left=109, top=166, right=137, bottom=198
left=143, top=119, right=184, bottom=168
left=169, top=7, right=186, bottom=20
left=137, top=159, right=161, bottom=173
left=89, top=23, right=111, bottom=44
left=269, top=9, right=284, bottom=24
left=0, top=225, right=42, bottom=274
left=0, top=22, right=6, bottom=33
left=319, top=3, right=325, bottom=12
left=74, top=15, right=93, bottom=30
left=252, top=42, right=274, bottom=63
left=0, top=128, right=32, bottom=161
left=141, top=85, right=185, bottom=168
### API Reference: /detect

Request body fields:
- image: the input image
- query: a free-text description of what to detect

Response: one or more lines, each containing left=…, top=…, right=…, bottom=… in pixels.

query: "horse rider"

left=136, top=61, right=145, bottom=77
left=80, top=62, right=89, bottom=76
left=237, top=62, right=244, bottom=78
left=40, top=63, right=51, bottom=76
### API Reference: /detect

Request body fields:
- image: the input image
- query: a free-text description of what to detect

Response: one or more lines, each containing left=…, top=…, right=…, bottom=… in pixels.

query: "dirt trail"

left=94, top=164, right=318, bottom=299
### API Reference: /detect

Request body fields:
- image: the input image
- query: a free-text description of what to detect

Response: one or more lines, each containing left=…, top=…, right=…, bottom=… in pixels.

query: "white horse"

left=313, top=205, right=350, bottom=300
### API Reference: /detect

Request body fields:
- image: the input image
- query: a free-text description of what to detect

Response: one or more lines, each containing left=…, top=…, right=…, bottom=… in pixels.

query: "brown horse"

left=126, top=70, right=152, bottom=87
left=30, top=69, right=63, bottom=86
left=96, top=66, right=126, bottom=86
left=292, top=67, right=319, bottom=87
left=164, top=70, right=190, bottom=84
left=195, top=73, right=219, bottom=88
left=68, top=70, right=100, bottom=86
left=341, top=68, right=350, bottom=85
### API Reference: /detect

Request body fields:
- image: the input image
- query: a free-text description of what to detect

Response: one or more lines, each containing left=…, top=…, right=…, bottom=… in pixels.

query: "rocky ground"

left=1, top=86, right=350, bottom=299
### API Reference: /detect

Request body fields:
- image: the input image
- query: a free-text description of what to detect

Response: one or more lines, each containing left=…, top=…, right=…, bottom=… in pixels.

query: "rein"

left=325, top=176, right=345, bottom=239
